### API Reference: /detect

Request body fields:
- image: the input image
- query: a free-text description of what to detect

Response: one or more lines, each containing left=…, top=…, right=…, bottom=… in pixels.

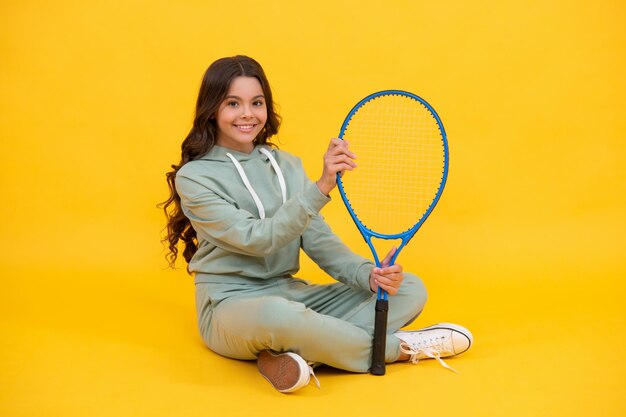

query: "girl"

left=161, top=55, right=472, bottom=393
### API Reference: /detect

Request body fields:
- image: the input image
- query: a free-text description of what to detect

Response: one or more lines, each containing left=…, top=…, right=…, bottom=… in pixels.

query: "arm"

left=301, top=209, right=374, bottom=291
left=304, top=138, right=405, bottom=293
left=176, top=138, right=356, bottom=259
left=176, top=173, right=329, bottom=257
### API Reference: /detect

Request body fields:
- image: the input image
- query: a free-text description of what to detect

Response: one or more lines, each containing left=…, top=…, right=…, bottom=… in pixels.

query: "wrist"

left=316, top=180, right=332, bottom=196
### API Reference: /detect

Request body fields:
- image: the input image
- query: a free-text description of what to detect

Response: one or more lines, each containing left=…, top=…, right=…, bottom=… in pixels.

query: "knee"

left=255, top=296, right=307, bottom=335
left=399, top=272, right=428, bottom=312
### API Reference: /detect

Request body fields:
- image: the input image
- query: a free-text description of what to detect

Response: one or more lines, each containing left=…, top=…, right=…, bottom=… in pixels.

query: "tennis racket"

left=337, top=90, right=449, bottom=375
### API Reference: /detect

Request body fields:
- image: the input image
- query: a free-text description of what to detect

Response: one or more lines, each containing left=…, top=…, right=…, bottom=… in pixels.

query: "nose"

left=241, top=104, right=254, bottom=119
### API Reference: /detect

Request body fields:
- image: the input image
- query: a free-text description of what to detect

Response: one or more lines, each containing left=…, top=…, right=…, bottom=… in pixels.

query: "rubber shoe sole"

left=257, top=351, right=311, bottom=393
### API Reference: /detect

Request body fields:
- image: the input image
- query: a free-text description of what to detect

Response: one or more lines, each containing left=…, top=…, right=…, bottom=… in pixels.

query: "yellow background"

left=2, top=1, right=625, bottom=416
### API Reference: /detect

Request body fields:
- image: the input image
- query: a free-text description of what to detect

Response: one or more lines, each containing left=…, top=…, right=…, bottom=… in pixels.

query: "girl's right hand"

left=368, top=247, right=404, bottom=295
left=316, top=138, right=357, bottom=196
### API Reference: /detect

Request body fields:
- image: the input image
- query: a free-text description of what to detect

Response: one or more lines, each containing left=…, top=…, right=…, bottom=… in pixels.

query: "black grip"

left=371, top=299, right=389, bottom=375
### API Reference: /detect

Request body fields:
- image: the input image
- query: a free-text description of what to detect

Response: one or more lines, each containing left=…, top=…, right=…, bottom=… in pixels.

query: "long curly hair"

left=159, top=56, right=281, bottom=269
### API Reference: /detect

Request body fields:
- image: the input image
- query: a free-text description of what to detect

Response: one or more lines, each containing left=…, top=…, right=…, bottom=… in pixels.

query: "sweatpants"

left=194, top=273, right=427, bottom=373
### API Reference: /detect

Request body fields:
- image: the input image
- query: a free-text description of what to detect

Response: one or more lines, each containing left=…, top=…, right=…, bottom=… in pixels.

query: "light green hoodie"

left=175, top=144, right=374, bottom=291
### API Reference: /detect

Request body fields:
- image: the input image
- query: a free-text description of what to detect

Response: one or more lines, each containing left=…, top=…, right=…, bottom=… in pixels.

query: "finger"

left=328, top=143, right=356, bottom=159
left=380, top=247, right=397, bottom=267
left=325, top=157, right=357, bottom=176
left=326, top=163, right=357, bottom=179
left=328, top=154, right=357, bottom=169
left=378, top=264, right=403, bottom=275
left=375, top=280, right=398, bottom=296
left=372, top=268, right=401, bottom=283
left=328, top=138, right=347, bottom=150
left=373, top=268, right=404, bottom=289
left=327, top=138, right=353, bottom=152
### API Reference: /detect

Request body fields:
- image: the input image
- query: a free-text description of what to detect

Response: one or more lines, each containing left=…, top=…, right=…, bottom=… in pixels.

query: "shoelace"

left=308, top=365, right=321, bottom=389
left=399, top=340, right=459, bottom=373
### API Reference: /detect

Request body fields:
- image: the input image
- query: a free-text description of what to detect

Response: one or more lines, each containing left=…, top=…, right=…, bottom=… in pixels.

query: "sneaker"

left=257, top=350, right=320, bottom=393
left=394, top=323, right=473, bottom=373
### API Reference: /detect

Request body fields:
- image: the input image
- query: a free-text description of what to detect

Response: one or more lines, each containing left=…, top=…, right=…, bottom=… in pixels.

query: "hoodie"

left=175, top=144, right=374, bottom=291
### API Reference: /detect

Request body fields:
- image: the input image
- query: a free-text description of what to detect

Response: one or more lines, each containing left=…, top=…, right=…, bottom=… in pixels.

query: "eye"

left=253, top=100, right=265, bottom=107
left=226, top=100, right=239, bottom=107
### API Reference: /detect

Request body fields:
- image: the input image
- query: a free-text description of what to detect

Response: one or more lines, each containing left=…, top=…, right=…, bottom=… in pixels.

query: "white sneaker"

left=395, top=323, right=473, bottom=373
left=257, top=350, right=320, bottom=393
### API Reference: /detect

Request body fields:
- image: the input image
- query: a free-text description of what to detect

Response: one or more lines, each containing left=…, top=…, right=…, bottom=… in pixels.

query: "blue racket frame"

left=336, top=90, right=449, bottom=374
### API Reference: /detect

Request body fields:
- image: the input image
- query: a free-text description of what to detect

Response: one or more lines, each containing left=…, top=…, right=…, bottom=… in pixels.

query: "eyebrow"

left=224, top=94, right=265, bottom=100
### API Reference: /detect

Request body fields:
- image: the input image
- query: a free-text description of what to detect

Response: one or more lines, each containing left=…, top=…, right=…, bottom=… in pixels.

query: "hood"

left=199, top=144, right=286, bottom=220
left=199, top=144, right=276, bottom=162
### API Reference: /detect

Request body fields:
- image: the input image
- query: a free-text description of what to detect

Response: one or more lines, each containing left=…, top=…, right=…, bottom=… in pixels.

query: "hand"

left=316, top=138, right=356, bottom=196
left=369, top=247, right=404, bottom=295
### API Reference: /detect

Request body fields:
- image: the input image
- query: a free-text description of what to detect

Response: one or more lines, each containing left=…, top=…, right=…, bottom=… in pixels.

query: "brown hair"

left=159, top=56, right=281, bottom=269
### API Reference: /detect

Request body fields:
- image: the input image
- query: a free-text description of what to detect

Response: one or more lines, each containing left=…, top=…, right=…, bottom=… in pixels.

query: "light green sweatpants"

left=194, top=273, right=427, bottom=373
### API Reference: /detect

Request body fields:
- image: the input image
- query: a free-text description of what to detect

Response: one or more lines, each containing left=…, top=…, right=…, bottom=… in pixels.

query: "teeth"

left=236, top=124, right=254, bottom=129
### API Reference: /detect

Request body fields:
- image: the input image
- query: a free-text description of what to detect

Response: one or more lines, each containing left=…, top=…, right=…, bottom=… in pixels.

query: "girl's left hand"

left=316, top=138, right=357, bottom=196
left=369, top=247, right=404, bottom=295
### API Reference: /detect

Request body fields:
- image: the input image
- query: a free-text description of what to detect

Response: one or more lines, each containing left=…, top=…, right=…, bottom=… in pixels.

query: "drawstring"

left=226, top=152, right=266, bottom=219
left=226, top=148, right=287, bottom=219
left=259, top=148, right=287, bottom=204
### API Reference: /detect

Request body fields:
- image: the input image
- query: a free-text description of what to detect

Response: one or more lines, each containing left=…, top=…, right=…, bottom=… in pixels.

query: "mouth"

left=234, top=123, right=257, bottom=132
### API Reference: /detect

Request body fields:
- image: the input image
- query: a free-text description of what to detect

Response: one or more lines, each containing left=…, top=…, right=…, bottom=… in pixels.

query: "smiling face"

left=215, top=76, right=268, bottom=153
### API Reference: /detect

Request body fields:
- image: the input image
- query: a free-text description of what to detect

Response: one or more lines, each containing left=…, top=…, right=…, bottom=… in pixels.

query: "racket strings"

left=340, top=94, right=445, bottom=235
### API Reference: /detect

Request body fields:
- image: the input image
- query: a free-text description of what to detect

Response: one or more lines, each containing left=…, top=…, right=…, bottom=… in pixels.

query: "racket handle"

left=371, top=299, right=389, bottom=376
